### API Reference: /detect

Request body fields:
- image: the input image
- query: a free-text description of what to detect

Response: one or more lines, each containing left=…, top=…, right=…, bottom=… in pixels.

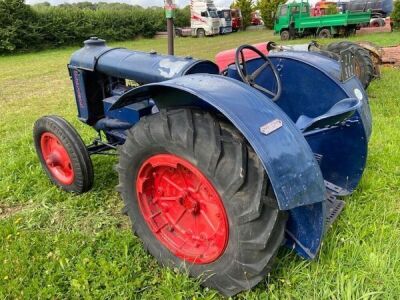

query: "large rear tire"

left=327, top=41, right=374, bottom=89
left=117, top=109, right=287, bottom=296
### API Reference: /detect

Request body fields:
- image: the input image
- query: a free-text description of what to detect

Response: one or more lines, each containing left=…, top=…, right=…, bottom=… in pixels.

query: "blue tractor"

left=33, top=37, right=372, bottom=296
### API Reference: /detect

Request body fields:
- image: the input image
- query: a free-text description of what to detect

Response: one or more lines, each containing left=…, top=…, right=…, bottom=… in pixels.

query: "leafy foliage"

left=257, top=0, right=285, bottom=29
left=392, top=0, right=400, bottom=29
left=0, top=0, right=42, bottom=52
left=232, top=0, right=254, bottom=30
left=174, top=5, right=191, bottom=29
left=0, top=1, right=190, bottom=54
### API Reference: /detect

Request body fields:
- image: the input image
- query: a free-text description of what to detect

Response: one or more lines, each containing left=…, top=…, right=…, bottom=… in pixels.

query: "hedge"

left=0, top=0, right=190, bottom=54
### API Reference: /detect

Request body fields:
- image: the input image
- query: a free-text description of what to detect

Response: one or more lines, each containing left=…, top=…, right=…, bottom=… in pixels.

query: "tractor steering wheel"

left=235, top=44, right=282, bottom=101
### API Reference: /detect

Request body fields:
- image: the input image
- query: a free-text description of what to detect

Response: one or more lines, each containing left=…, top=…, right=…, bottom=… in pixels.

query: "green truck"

left=274, top=1, right=371, bottom=40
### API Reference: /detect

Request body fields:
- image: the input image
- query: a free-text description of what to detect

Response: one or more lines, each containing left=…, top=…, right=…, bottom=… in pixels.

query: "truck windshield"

left=291, top=5, right=308, bottom=14
left=219, top=10, right=231, bottom=20
left=279, top=5, right=288, bottom=16
left=208, top=9, right=218, bottom=18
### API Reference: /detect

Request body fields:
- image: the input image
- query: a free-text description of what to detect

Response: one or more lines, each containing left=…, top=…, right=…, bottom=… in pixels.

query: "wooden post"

left=167, top=18, right=174, bottom=55
left=164, top=0, right=176, bottom=55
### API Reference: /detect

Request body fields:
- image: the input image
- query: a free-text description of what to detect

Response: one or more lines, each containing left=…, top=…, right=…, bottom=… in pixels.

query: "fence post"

left=164, top=0, right=176, bottom=55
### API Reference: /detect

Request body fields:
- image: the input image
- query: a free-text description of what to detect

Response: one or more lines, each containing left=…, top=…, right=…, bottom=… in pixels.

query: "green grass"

left=1, top=29, right=400, bottom=299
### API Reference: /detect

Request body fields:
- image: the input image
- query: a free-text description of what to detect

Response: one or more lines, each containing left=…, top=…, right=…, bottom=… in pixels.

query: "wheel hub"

left=40, top=132, right=74, bottom=185
left=136, top=154, right=229, bottom=264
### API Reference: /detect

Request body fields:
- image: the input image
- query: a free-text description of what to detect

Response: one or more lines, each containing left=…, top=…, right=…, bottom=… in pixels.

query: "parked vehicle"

left=34, top=36, right=372, bottom=296
left=218, top=9, right=233, bottom=34
left=231, top=8, right=242, bottom=31
left=274, top=1, right=371, bottom=40
left=175, top=0, right=220, bottom=38
left=251, top=11, right=263, bottom=25
left=190, top=0, right=220, bottom=37
left=311, top=1, right=338, bottom=16
left=340, top=0, right=393, bottom=18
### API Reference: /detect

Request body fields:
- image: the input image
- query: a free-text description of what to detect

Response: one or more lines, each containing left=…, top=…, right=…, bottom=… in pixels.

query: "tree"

left=175, top=5, right=190, bottom=28
left=257, top=0, right=285, bottom=29
left=32, top=2, right=50, bottom=7
left=232, top=0, right=253, bottom=30
left=392, top=0, right=400, bottom=29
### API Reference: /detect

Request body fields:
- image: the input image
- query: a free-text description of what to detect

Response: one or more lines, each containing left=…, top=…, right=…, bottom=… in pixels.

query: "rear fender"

left=112, top=74, right=326, bottom=211
left=112, top=74, right=327, bottom=259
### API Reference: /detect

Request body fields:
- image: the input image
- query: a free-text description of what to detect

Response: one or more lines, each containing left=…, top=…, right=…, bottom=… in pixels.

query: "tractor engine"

left=68, top=37, right=218, bottom=138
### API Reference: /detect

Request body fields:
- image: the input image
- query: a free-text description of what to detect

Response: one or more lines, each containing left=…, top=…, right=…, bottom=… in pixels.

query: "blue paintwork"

left=69, top=38, right=219, bottom=83
left=285, top=201, right=326, bottom=259
left=225, top=52, right=371, bottom=195
left=103, top=97, right=152, bottom=124
left=68, top=40, right=372, bottom=259
left=70, top=69, right=90, bottom=123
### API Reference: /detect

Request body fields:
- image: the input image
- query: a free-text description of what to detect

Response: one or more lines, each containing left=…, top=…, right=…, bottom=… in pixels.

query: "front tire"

left=117, top=109, right=287, bottom=296
left=318, top=28, right=331, bottom=38
left=196, top=28, right=206, bottom=38
left=33, top=116, right=94, bottom=193
left=280, top=30, right=290, bottom=41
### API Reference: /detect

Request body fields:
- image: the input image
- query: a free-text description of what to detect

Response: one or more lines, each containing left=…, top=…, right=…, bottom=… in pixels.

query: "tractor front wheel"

left=117, top=109, right=287, bottom=296
left=33, top=116, right=94, bottom=193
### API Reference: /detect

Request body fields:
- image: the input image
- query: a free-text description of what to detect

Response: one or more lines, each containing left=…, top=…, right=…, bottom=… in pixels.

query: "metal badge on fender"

left=260, top=119, right=283, bottom=135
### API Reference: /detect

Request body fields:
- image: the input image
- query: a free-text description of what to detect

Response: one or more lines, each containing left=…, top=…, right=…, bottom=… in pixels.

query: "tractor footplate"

left=325, top=194, right=345, bottom=230
left=324, top=180, right=350, bottom=196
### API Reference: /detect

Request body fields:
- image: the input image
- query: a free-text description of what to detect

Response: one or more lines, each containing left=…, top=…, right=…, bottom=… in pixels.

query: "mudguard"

left=112, top=74, right=327, bottom=212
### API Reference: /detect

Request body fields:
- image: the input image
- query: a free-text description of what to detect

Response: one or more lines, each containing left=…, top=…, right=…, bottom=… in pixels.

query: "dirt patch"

left=0, top=204, right=33, bottom=220
left=381, top=46, right=400, bottom=66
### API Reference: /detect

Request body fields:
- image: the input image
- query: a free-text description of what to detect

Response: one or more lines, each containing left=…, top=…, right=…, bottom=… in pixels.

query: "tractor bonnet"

left=69, top=37, right=219, bottom=84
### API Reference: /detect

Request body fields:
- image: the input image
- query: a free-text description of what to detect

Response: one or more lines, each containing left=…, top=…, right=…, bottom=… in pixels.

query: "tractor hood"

left=69, top=37, right=219, bottom=84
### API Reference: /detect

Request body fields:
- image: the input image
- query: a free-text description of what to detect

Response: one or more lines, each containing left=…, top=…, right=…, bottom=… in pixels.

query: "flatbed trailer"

left=274, top=1, right=371, bottom=40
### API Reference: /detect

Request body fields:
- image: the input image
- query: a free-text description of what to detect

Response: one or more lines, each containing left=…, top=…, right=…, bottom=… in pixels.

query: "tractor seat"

left=295, top=98, right=361, bottom=133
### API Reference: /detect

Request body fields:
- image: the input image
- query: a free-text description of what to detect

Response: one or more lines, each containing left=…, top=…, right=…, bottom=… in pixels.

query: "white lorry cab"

left=218, top=9, right=233, bottom=34
left=190, top=0, right=220, bottom=37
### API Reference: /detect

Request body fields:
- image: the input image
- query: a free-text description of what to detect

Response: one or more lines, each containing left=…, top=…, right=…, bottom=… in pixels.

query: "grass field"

left=1, top=29, right=400, bottom=299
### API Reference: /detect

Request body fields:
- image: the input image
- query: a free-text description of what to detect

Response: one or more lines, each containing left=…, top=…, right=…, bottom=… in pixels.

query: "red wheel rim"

left=40, top=132, right=74, bottom=185
left=136, top=154, right=229, bottom=264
